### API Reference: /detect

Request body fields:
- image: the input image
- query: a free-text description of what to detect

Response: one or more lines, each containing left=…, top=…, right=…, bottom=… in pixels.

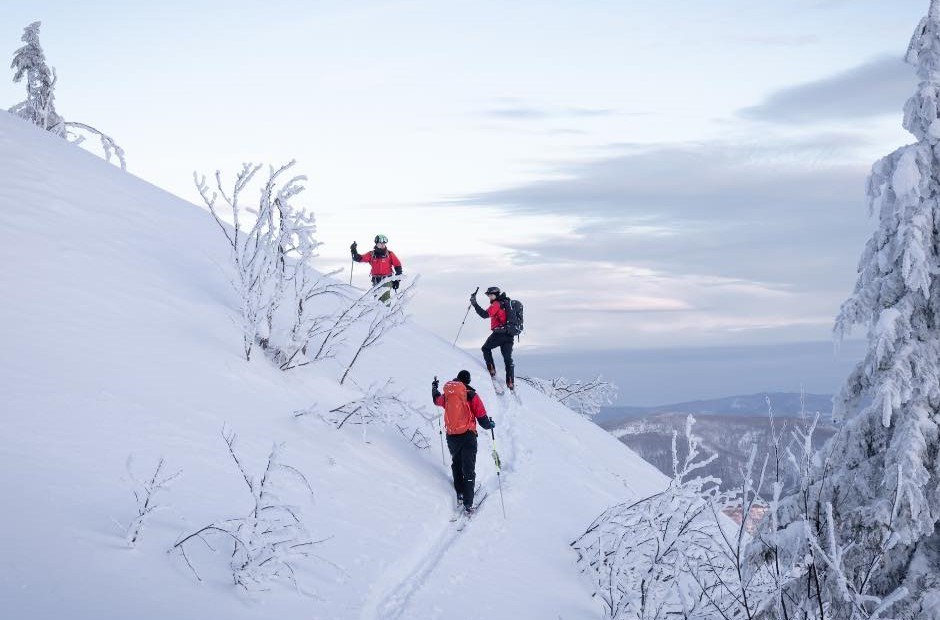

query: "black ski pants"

left=482, top=330, right=515, bottom=385
left=447, top=431, right=478, bottom=509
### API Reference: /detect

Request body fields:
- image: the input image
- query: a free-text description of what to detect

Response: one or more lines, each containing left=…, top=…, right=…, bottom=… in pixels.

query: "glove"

left=350, top=241, right=358, bottom=250
left=479, top=415, right=495, bottom=430
left=470, top=292, right=477, bottom=304
left=392, top=279, right=400, bottom=290
left=432, top=378, right=439, bottom=390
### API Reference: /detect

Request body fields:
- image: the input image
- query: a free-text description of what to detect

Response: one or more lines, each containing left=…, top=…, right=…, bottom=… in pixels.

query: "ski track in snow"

left=497, top=391, right=533, bottom=476
left=360, top=478, right=496, bottom=620
left=361, top=388, right=528, bottom=620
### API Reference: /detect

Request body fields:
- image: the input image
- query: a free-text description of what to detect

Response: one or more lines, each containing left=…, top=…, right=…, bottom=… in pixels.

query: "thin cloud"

left=483, top=107, right=550, bottom=119
left=457, top=136, right=870, bottom=222
left=405, top=248, right=824, bottom=351
left=739, top=55, right=915, bottom=123
left=731, top=34, right=820, bottom=47
left=480, top=105, right=618, bottom=120
left=448, top=137, right=875, bottom=342
left=564, top=107, right=616, bottom=117
left=545, top=128, right=589, bottom=136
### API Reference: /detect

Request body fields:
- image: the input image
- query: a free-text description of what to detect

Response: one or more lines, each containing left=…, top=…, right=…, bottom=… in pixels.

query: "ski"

left=491, top=375, right=505, bottom=396
left=508, top=387, right=522, bottom=405
left=455, top=492, right=489, bottom=531
left=448, top=484, right=483, bottom=521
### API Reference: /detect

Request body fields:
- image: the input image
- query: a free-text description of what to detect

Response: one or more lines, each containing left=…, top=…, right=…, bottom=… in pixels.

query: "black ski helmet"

left=374, top=234, right=388, bottom=244
left=457, top=370, right=471, bottom=385
left=485, top=286, right=501, bottom=296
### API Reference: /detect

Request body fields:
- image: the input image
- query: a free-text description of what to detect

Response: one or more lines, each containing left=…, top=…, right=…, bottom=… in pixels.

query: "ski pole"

left=349, top=241, right=357, bottom=286
left=453, top=287, right=479, bottom=346
left=436, top=376, right=447, bottom=467
left=439, top=417, right=447, bottom=467
left=491, top=428, right=506, bottom=518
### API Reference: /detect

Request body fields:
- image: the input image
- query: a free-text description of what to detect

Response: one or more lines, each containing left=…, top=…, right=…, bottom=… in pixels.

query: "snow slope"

left=0, top=113, right=668, bottom=620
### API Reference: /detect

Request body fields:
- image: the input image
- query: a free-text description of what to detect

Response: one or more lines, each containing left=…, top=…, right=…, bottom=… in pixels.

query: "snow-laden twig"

left=339, top=275, right=417, bottom=385
left=57, top=121, right=126, bottom=169
left=309, top=379, right=433, bottom=449
left=803, top=476, right=908, bottom=620
left=572, top=415, right=723, bottom=619
left=518, top=375, right=617, bottom=418
left=308, top=284, right=377, bottom=363
left=169, top=427, right=334, bottom=592
left=276, top=269, right=345, bottom=370
left=120, top=455, right=181, bottom=547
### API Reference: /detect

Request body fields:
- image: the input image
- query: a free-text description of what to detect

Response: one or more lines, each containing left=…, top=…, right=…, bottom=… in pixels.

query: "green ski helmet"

left=374, top=234, right=388, bottom=244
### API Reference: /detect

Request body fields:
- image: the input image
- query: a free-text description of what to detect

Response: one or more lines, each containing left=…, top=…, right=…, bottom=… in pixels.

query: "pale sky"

left=1, top=1, right=929, bottom=367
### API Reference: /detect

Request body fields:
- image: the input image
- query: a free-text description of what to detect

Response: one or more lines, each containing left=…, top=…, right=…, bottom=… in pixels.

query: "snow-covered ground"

left=0, top=113, right=668, bottom=620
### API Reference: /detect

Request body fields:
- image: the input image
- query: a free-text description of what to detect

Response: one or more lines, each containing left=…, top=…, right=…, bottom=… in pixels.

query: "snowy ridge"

left=0, top=113, right=667, bottom=620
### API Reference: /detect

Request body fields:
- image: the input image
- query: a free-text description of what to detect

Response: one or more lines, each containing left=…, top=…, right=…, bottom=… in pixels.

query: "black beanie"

left=457, top=370, right=471, bottom=385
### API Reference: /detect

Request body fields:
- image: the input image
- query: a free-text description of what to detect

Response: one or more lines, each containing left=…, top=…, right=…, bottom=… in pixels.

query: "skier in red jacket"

left=350, top=234, right=403, bottom=302
left=471, top=286, right=515, bottom=391
left=432, top=370, right=495, bottom=516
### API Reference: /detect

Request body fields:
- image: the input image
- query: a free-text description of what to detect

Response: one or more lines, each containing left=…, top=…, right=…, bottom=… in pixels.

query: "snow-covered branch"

left=518, top=375, right=617, bottom=418
left=120, top=455, right=181, bottom=547
left=339, top=275, right=417, bottom=385
left=276, top=269, right=346, bottom=370
left=298, top=379, right=433, bottom=449
left=572, top=416, right=723, bottom=619
left=56, top=121, right=126, bottom=169
left=170, top=427, right=331, bottom=592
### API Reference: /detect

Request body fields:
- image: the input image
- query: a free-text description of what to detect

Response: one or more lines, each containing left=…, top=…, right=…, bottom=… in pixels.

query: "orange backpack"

left=443, top=380, right=476, bottom=435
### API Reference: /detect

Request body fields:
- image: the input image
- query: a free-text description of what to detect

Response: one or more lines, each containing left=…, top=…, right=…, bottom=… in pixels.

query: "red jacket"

left=357, top=250, right=402, bottom=277
left=486, top=301, right=507, bottom=331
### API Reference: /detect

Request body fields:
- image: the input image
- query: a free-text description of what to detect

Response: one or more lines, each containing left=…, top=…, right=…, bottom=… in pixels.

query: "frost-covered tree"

left=519, top=375, right=617, bottom=418
left=752, top=3, right=940, bottom=617
left=571, top=416, right=766, bottom=620
left=195, top=161, right=330, bottom=362
left=170, top=428, right=332, bottom=591
left=8, top=21, right=126, bottom=168
left=9, top=21, right=62, bottom=131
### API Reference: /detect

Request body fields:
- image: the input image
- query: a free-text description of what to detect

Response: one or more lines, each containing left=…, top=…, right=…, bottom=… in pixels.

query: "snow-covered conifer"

left=8, top=22, right=62, bottom=132
left=8, top=22, right=126, bottom=168
left=750, top=3, right=940, bottom=616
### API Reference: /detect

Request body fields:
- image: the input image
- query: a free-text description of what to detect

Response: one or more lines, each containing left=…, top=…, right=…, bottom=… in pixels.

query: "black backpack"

left=501, top=297, right=524, bottom=337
